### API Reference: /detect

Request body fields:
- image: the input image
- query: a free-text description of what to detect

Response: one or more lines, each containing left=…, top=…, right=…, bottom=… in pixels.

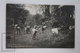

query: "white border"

left=1, top=33, right=15, bottom=52
left=0, top=0, right=80, bottom=53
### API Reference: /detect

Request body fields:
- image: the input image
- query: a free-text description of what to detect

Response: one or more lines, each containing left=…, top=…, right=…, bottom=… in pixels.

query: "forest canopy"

left=6, top=4, right=75, bottom=29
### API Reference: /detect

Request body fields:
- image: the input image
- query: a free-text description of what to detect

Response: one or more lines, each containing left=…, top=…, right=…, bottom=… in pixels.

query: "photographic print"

left=6, top=4, right=75, bottom=48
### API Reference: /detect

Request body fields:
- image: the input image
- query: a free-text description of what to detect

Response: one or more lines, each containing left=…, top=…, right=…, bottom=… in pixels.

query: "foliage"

left=6, top=4, right=29, bottom=27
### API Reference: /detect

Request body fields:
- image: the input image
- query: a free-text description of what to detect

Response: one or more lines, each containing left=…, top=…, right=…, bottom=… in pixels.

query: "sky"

left=23, top=4, right=63, bottom=15
left=24, top=4, right=44, bottom=15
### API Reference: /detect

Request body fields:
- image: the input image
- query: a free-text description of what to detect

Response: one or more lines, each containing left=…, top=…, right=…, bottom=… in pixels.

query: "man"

left=16, top=25, right=21, bottom=34
left=51, top=26, right=59, bottom=37
left=42, top=22, right=46, bottom=33
left=32, top=25, right=38, bottom=40
left=25, top=26, right=31, bottom=34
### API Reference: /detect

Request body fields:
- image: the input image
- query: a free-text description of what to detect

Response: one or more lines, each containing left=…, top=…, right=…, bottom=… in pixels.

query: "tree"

left=6, top=4, right=29, bottom=27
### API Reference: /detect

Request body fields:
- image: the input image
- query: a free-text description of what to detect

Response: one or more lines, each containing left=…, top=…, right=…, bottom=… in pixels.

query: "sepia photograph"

left=6, top=4, right=75, bottom=48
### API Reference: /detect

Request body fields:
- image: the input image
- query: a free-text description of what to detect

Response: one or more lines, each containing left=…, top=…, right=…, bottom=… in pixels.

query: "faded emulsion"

left=6, top=4, right=75, bottom=48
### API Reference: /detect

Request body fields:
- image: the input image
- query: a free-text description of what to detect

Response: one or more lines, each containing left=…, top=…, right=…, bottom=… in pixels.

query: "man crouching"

left=32, top=25, right=38, bottom=40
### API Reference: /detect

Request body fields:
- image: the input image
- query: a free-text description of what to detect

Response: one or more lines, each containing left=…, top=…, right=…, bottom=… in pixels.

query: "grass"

left=6, top=27, right=74, bottom=48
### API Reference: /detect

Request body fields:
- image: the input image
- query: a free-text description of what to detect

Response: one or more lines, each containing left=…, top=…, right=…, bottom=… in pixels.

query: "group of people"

left=14, top=21, right=70, bottom=40
left=14, top=23, right=48, bottom=40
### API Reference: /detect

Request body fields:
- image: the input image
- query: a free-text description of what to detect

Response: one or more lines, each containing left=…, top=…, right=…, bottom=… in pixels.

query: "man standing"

left=16, top=25, right=21, bottom=34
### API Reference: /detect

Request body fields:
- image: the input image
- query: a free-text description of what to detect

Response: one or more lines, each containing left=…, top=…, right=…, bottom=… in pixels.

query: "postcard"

left=6, top=4, right=75, bottom=48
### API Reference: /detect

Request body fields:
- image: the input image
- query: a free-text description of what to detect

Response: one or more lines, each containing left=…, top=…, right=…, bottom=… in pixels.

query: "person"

left=42, top=22, right=46, bottom=33
left=25, top=26, right=31, bottom=34
left=16, top=25, right=21, bottom=34
left=32, top=25, right=38, bottom=40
